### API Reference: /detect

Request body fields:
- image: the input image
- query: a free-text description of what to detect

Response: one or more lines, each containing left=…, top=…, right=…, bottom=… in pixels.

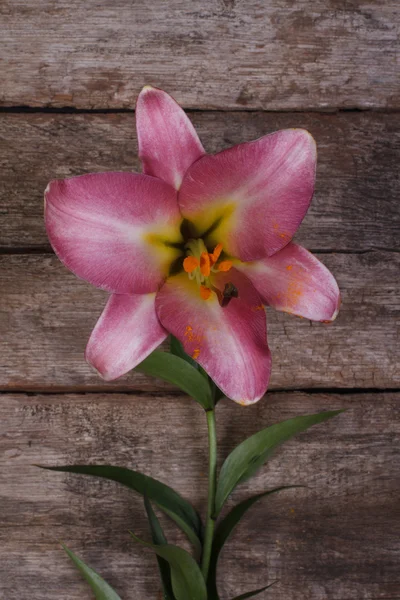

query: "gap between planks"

left=1, top=387, right=400, bottom=397
left=1, top=106, right=400, bottom=115
left=2, top=247, right=399, bottom=255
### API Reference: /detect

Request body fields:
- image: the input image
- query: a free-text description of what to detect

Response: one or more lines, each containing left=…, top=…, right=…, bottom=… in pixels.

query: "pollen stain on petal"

left=192, top=348, right=201, bottom=360
left=252, top=304, right=264, bottom=312
left=184, top=324, right=203, bottom=343
left=272, top=221, right=291, bottom=242
left=286, top=264, right=293, bottom=271
left=285, top=280, right=304, bottom=309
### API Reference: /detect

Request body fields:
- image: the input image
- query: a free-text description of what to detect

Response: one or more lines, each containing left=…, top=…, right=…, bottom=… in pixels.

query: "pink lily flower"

left=44, top=86, right=340, bottom=405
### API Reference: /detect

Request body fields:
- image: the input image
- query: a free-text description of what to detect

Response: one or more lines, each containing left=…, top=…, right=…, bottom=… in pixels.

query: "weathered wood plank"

left=1, top=251, right=399, bottom=391
left=1, top=1, right=398, bottom=110
left=1, top=111, right=399, bottom=250
left=0, top=391, right=399, bottom=599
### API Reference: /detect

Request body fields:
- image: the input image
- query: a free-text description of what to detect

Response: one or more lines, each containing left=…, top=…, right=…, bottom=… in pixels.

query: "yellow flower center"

left=183, top=239, right=232, bottom=300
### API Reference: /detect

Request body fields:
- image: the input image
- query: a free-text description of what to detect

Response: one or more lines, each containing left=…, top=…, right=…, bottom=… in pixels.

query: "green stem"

left=201, top=408, right=218, bottom=581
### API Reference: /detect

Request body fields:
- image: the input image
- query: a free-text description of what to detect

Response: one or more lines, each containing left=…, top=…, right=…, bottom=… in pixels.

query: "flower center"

left=183, top=239, right=233, bottom=301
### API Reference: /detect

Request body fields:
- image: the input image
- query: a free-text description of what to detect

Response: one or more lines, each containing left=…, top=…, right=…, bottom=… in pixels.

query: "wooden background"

left=1, top=1, right=399, bottom=598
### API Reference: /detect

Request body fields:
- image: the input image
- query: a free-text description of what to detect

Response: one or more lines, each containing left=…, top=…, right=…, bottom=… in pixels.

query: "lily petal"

left=179, top=129, right=316, bottom=260
left=136, top=86, right=205, bottom=190
left=236, top=243, right=340, bottom=322
left=155, top=269, right=271, bottom=405
left=86, top=293, right=167, bottom=381
left=45, top=172, right=182, bottom=294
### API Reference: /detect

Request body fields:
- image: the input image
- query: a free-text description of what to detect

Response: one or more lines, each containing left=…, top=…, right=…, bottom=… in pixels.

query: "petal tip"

left=44, top=179, right=58, bottom=201
left=85, top=355, right=108, bottom=380
left=289, top=128, right=317, bottom=156
left=234, top=393, right=266, bottom=407
left=85, top=349, right=118, bottom=382
left=329, top=292, right=342, bottom=322
left=140, top=84, right=155, bottom=94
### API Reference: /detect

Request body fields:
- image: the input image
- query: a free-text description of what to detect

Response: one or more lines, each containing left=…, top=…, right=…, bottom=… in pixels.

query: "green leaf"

left=209, top=378, right=225, bottom=404
left=231, top=582, right=277, bottom=599
left=135, top=350, right=213, bottom=409
left=129, top=532, right=207, bottom=600
left=215, top=410, right=343, bottom=515
left=40, top=465, right=202, bottom=554
left=144, top=496, right=174, bottom=600
left=170, top=336, right=198, bottom=370
left=208, top=488, right=297, bottom=599
left=214, top=486, right=301, bottom=560
left=170, top=336, right=222, bottom=402
left=62, top=544, right=122, bottom=599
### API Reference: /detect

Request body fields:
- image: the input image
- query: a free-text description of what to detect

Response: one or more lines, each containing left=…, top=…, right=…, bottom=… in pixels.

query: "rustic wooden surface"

left=1, top=0, right=399, bottom=599
left=1, top=251, right=399, bottom=392
left=1, top=1, right=399, bottom=110
left=1, top=392, right=399, bottom=600
left=1, top=111, right=399, bottom=251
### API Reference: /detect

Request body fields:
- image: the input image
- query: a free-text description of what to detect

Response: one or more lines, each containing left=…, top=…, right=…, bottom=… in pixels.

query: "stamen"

left=200, top=285, right=212, bottom=300
left=183, top=256, right=199, bottom=273
left=210, top=243, right=223, bottom=265
left=200, top=252, right=211, bottom=277
left=217, top=260, right=233, bottom=272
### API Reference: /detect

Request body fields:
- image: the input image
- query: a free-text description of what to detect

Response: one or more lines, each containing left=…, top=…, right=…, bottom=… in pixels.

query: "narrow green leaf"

left=62, top=544, right=122, bottom=600
left=40, top=465, right=202, bottom=553
left=135, top=350, right=213, bottom=409
left=231, top=581, right=277, bottom=599
left=129, top=532, right=207, bottom=600
left=170, top=336, right=198, bottom=370
left=170, top=336, right=222, bottom=403
left=208, top=488, right=298, bottom=598
left=209, top=378, right=225, bottom=404
left=215, top=410, right=343, bottom=515
left=144, top=496, right=174, bottom=600
left=214, top=486, right=301, bottom=560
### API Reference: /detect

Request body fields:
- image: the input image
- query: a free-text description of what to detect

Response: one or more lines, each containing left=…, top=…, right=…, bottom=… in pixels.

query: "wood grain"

left=1, top=251, right=399, bottom=392
left=1, top=0, right=399, bottom=597
left=1, top=391, right=399, bottom=599
left=1, top=1, right=399, bottom=110
left=1, top=111, right=399, bottom=251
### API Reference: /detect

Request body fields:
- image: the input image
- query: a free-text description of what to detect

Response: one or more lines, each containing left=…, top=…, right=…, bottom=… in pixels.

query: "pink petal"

left=178, top=129, right=316, bottom=260
left=155, top=269, right=271, bottom=405
left=45, top=172, right=183, bottom=294
left=136, top=86, right=205, bottom=190
left=86, top=293, right=167, bottom=381
left=236, top=243, right=340, bottom=322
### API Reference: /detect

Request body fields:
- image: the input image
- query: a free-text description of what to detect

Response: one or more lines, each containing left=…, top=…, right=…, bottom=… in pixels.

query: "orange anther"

left=183, top=256, right=199, bottom=273
left=200, top=252, right=211, bottom=277
left=200, top=285, right=212, bottom=300
left=217, top=260, right=233, bottom=272
left=210, top=243, right=223, bottom=265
